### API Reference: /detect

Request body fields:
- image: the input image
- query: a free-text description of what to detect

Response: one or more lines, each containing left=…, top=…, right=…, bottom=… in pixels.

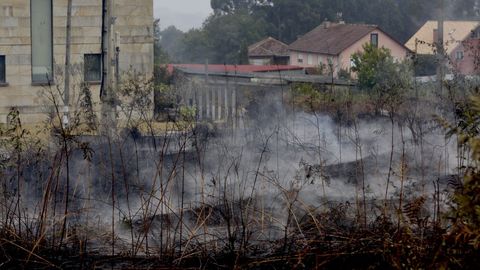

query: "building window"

left=471, top=29, right=480, bottom=39
left=297, top=53, right=304, bottom=63
left=456, top=51, right=464, bottom=60
left=318, top=56, right=323, bottom=65
left=307, top=54, right=313, bottom=65
left=84, top=54, right=102, bottom=82
left=0, top=55, right=5, bottom=84
left=370, top=33, right=379, bottom=48
left=31, top=0, right=53, bottom=84
left=3, top=6, right=13, bottom=17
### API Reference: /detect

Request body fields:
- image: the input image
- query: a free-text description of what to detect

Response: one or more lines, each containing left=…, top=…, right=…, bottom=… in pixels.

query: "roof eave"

left=288, top=48, right=339, bottom=56
left=372, top=26, right=414, bottom=53
left=249, top=54, right=290, bottom=58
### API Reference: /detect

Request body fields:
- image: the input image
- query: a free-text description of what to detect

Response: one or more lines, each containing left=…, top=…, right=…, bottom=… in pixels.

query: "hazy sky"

left=154, top=0, right=213, bottom=31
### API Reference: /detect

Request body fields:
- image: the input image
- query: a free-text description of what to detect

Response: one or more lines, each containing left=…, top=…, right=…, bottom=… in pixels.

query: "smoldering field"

left=0, top=97, right=459, bottom=265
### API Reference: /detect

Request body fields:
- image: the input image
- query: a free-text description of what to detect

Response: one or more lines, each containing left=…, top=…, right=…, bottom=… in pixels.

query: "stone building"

left=0, top=0, right=154, bottom=124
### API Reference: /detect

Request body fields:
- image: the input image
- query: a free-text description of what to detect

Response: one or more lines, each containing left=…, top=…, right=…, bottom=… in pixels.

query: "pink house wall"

left=290, top=51, right=333, bottom=67
left=339, top=30, right=409, bottom=72
left=450, top=39, right=480, bottom=75
left=289, top=51, right=340, bottom=74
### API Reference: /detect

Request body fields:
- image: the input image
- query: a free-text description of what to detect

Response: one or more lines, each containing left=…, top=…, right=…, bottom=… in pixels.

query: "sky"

left=154, top=0, right=213, bottom=32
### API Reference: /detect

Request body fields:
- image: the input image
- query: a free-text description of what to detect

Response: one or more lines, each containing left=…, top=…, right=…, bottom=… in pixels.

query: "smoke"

left=0, top=84, right=461, bottom=255
left=120, top=100, right=458, bottom=248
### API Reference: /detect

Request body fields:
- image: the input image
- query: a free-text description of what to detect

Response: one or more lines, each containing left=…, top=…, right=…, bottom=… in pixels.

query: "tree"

left=351, top=43, right=413, bottom=114
left=449, top=0, right=479, bottom=18
left=154, top=20, right=172, bottom=64
left=159, top=26, right=184, bottom=62
left=205, top=11, right=266, bottom=63
left=439, top=93, right=480, bottom=265
left=179, top=11, right=266, bottom=64
left=351, top=44, right=395, bottom=90
left=257, top=0, right=434, bottom=43
left=178, top=28, right=210, bottom=63
left=352, top=44, right=413, bottom=215
left=211, top=0, right=268, bottom=14
left=256, top=0, right=323, bottom=43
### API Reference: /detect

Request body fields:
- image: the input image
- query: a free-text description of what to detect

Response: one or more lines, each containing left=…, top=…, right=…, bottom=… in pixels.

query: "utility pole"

left=60, top=0, right=73, bottom=247
left=63, top=0, right=73, bottom=127
left=115, top=31, right=120, bottom=93
left=101, top=0, right=116, bottom=130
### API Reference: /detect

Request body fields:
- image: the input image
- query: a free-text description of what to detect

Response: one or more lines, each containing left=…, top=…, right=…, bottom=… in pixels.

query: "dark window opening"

left=84, top=54, right=102, bottom=82
left=370, top=33, right=379, bottom=48
left=298, top=53, right=304, bottom=63
left=456, top=51, right=464, bottom=60
left=471, top=29, right=480, bottom=39
left=0, top=55, right=5, bottom=84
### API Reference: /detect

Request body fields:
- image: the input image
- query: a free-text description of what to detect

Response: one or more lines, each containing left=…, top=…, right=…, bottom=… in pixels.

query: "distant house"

left=248, top=37, right=290, bottom=65
left=288, top=21, right=409, bottom=76
left=405, top=21, right=480, bottom=75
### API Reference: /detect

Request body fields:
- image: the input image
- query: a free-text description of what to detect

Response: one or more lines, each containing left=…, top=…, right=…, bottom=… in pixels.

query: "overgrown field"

left=1, top=75, right=480, bottom=269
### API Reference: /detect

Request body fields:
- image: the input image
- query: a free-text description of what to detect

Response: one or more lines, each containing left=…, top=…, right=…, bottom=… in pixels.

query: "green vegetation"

left=291, top=45, right=414, bottom=118
left=351, top=44, right=395, bottom=90
left=414, top=54, right=438, bottom=76
left=352, top=44, right=413, bottom=114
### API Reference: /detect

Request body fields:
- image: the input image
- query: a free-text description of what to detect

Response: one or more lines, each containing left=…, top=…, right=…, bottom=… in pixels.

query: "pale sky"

left=154, top=0, right=213, bottom=32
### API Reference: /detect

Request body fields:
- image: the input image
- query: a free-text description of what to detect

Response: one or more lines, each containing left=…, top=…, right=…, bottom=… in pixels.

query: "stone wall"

left=0, top=0, right=153, bottom=124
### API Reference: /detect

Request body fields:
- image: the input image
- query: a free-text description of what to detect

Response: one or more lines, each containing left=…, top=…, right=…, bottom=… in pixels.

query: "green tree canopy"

left=177, top=11, right=266, bottom=64
left=352, top=44, right=413, bottom=112
left=159, top=26, right=184, bottom=62
left=351, top=44, right=394, bottom=90
left=211, top=0, right=267, bottom=14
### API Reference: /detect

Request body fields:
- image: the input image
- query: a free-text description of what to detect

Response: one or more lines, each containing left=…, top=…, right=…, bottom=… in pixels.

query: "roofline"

left=169, top=64, right=304, bottom=74
left=424, top=19, right=480, bottom=23
left=374, top=26, right=414, bottom=53
left=248, top=36, right=288, bottom=51
left=405, top=20, right=480, bottom=53
left=174, top=67, right=356, bottom=86
left=448, top=26, right=480, bottom=56
left=248, top=54, right=290, bottom=58
left=289, top=25, right=412, bottom=55
left=287, top=23, right=379, bottom=55
left=288, top=49, right=338, bottom=56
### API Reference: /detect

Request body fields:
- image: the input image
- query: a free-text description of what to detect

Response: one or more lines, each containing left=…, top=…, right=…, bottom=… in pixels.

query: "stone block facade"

left=0, top=0, right=154, bottom=124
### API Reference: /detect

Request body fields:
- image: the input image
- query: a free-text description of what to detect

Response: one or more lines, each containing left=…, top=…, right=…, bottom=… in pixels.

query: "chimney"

left=324, top=19, right=331, bottom=29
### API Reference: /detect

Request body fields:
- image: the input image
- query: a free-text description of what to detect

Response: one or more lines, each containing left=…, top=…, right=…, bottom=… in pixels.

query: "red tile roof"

left=166, top=64, right=303, bottom=74
left=289, top=22, right=378, bottom=55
